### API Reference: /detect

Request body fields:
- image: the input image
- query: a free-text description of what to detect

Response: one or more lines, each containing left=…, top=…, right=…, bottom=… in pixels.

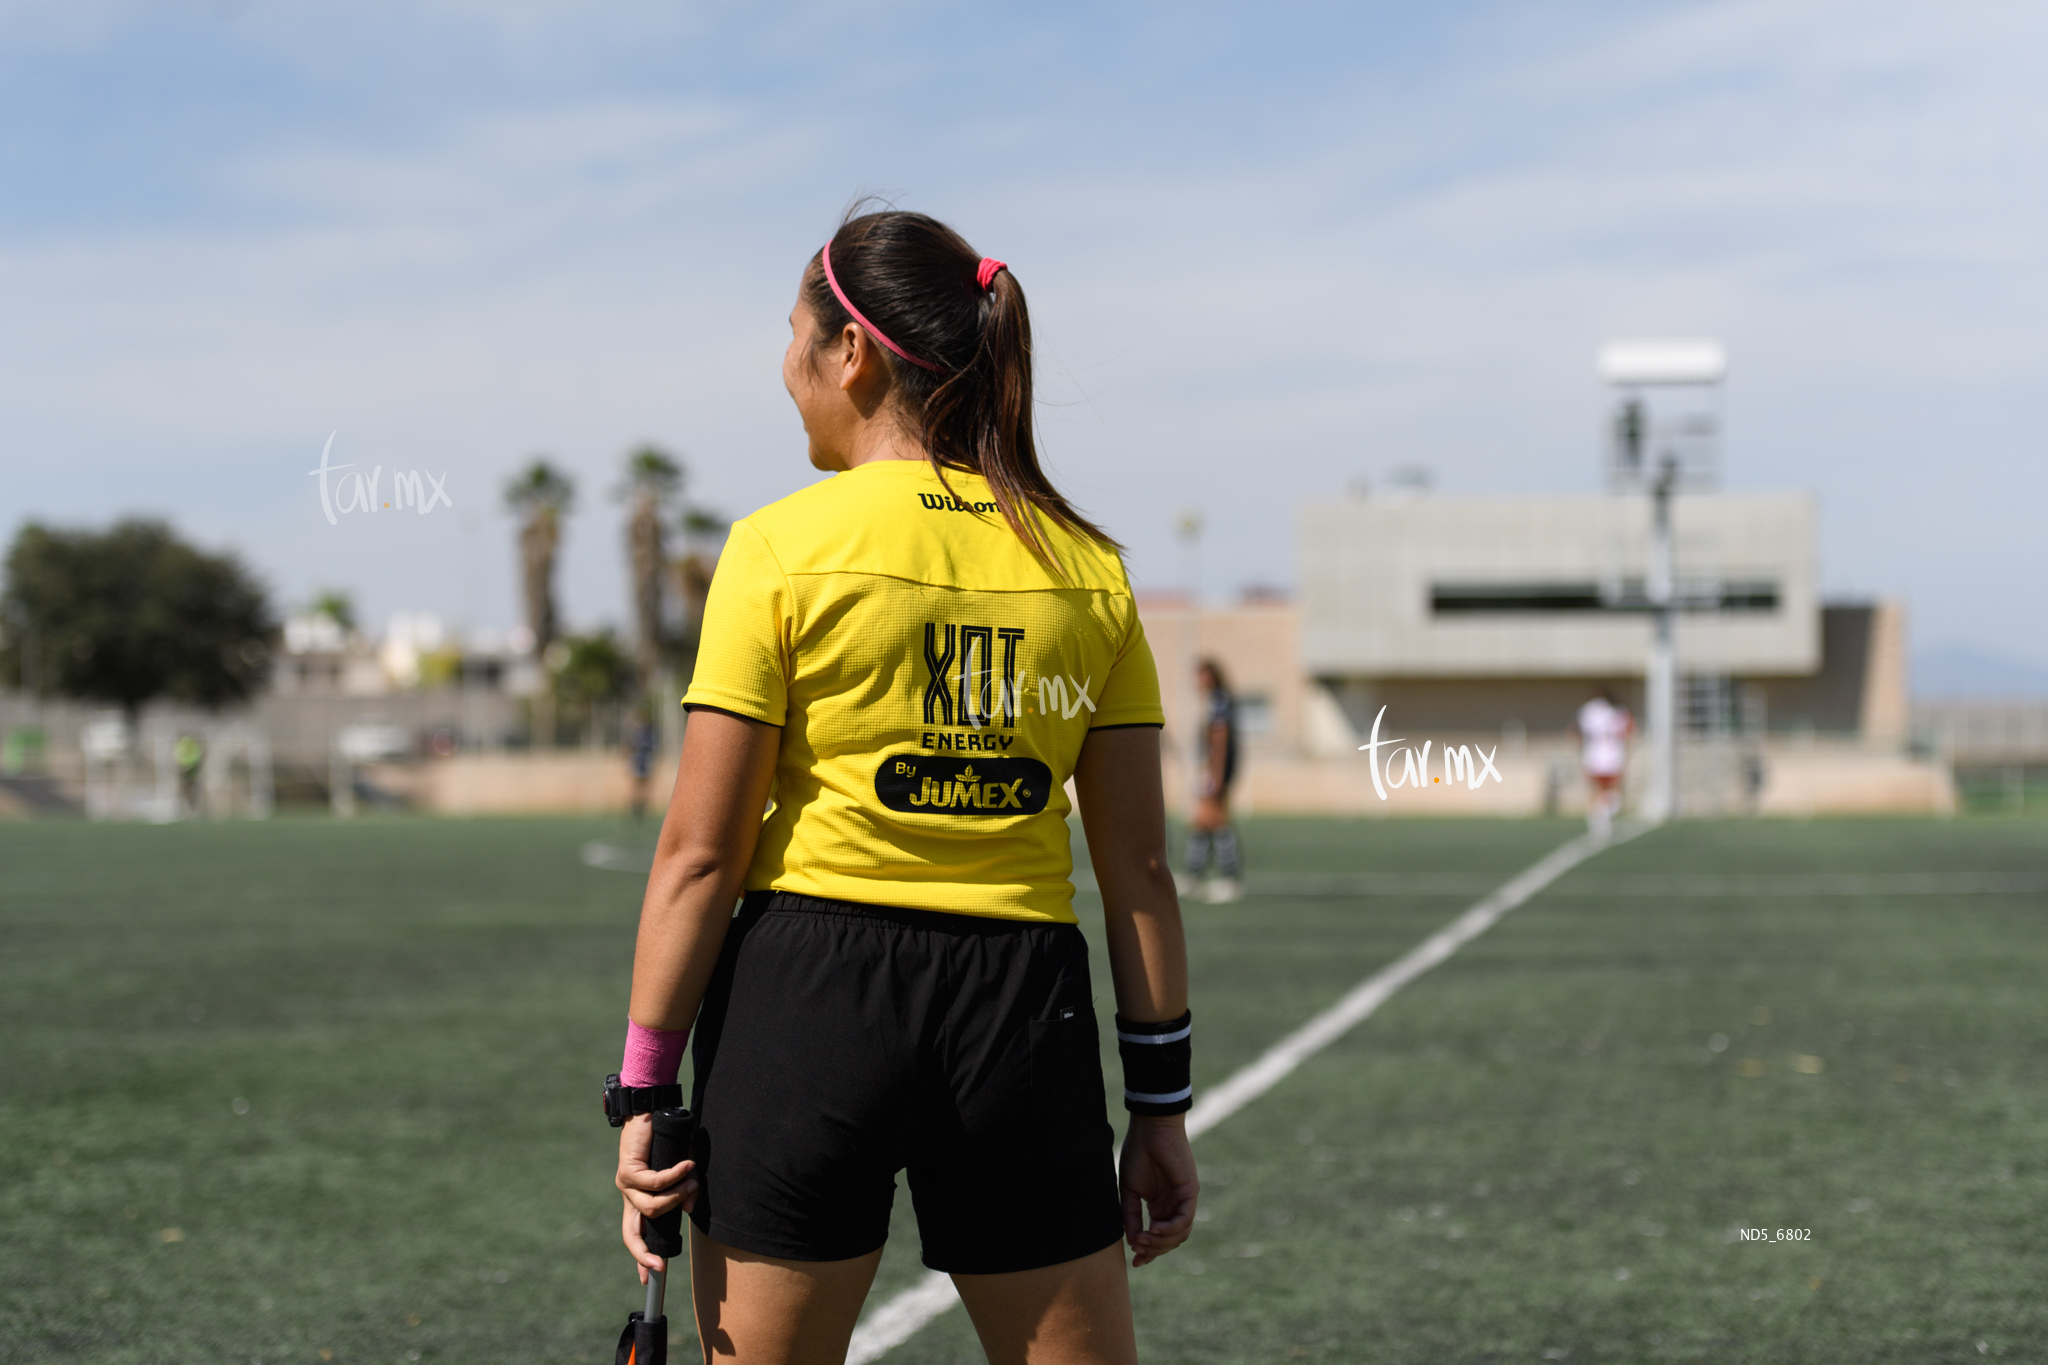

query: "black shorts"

left=686, top=890, right=1123, bottom=1274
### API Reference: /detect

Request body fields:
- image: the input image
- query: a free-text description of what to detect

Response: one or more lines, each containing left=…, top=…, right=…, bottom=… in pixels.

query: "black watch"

left=603, top=1073, right=684, bottom=1128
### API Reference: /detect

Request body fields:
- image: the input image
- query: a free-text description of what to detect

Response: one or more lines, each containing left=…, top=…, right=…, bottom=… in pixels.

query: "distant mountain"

left=1914, top=645, right=2048, bottom=700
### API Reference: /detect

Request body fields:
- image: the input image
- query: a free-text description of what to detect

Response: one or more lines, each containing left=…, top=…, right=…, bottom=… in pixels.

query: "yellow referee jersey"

left=682, top=458, right=1163, bottom=923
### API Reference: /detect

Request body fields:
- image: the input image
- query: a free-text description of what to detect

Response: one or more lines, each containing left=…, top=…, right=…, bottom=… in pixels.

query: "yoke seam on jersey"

left=774, top=567, right=1126, bottom=596
left=742, top=522, right=802, bottom=664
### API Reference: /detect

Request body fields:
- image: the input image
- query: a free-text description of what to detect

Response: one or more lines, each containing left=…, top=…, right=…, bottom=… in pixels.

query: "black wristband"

left=1115, top=1010, right=1193, bottom=1116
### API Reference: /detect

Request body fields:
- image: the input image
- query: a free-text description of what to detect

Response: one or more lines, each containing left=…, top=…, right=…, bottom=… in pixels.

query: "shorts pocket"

left=1028, top=1005, right=1112, bottom=1157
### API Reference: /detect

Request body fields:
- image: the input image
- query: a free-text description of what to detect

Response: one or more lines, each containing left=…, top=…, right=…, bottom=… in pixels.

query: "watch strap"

left=604, top=1073, right=684, bottom=1126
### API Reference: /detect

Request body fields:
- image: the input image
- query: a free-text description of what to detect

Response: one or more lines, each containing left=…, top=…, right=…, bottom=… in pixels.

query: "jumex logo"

left=875, top=753, right=1053, bottom=817
left=901, top=762, right=1028, bottom=810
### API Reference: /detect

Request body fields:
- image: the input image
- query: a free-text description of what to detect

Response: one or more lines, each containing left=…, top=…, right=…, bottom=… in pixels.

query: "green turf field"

left=4, top=815, right=2045, bottom=1362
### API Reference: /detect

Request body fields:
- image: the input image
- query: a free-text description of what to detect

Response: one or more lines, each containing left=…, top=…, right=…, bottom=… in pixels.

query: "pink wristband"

left=621, top=1018, right=690, bottom=1089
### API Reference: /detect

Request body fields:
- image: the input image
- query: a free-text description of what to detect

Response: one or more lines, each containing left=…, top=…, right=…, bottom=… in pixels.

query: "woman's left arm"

left=1073, top=725, right=1198, bottom=1267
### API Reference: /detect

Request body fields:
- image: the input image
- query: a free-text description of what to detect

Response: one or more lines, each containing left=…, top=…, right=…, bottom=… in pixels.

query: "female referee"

left=609, top=209, right=1198, bottom=1365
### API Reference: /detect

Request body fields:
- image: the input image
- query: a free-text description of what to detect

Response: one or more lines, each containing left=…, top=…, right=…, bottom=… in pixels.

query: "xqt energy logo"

left=917, top=621, right=1097, bottom=742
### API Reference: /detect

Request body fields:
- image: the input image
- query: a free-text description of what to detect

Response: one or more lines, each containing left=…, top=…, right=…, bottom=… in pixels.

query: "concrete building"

left=1300, top=492, right=1817, bottom=731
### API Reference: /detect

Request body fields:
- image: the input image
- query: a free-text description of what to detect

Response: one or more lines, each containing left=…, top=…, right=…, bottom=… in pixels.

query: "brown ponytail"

left=802, top=208, right=1119, bottom=570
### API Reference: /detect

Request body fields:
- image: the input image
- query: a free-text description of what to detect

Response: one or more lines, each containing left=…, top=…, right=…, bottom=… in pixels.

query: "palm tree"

left=504, top=460, right=576, bottom=747
left=617, top=446, right=683, bottom=700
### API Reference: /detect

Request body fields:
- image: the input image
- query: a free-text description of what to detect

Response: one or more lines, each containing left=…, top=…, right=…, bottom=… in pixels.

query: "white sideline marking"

left=1078, top=870, right=2048, bottom=898
left=844, top=1273, right=962, bottom=1363
left=844, top=825, right=1644, bottom=1363
left=1179, top=826, right=1639, bottom=1136
left=580, top=840, right=653, bottom=873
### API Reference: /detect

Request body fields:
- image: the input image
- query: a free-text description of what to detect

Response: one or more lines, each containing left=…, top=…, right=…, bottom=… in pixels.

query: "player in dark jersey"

left=626, top=710, right=659, bottom=823
left=1183, top=659, right=1243, bottom=903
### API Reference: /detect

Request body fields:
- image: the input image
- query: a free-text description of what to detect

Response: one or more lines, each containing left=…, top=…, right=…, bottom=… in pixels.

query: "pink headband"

left=821, top=240, right=944, bottom=373
left=976, top=256, right=1007, bottom=291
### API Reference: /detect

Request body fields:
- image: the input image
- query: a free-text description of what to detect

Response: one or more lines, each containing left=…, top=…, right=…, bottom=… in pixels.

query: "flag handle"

left=619, top=1106, right=695, bottom=1365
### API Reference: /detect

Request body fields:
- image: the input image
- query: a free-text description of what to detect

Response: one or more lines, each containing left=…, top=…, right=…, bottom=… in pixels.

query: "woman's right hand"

left=615, top=1113, right=697, bottom=1281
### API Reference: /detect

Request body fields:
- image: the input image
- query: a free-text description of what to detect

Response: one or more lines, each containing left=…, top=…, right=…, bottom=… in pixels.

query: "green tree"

left=553, top=630, right=636, bottom=707
left=0, top=519, right=277, bottom=727
left=551, top=629, right=636, bottom=747
left=308, top=589, right=356, bottom=634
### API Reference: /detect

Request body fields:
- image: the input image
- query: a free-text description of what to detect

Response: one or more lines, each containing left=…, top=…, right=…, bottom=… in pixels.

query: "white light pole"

left=1644, top=454, right=1678, bottom=822
left=1597, top=338, right=1726, bottom=824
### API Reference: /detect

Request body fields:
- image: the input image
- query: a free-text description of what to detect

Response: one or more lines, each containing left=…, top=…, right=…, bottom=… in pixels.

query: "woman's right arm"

left=615, top=708, right=780, bottom=1275
left=628, top=709, right=781, bottom=1030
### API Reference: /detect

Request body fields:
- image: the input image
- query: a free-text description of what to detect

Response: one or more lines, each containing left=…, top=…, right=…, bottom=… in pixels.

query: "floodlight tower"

left=1596, top=338, right=1726, bottom=823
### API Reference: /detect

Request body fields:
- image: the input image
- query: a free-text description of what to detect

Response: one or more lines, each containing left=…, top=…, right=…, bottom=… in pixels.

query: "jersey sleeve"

left=1090, top=593, right=1166, bottom=728
left=681, top=520, right=792, bottom=726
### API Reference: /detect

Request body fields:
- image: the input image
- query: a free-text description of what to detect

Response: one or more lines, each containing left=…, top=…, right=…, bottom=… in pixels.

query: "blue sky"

left=2, top=0, right=2043, bottom=676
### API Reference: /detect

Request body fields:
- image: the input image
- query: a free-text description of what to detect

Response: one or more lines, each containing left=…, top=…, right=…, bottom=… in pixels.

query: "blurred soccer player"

left=626, top=710, right=658, bottom=823
left=608, top=209, right=1197, bottom=1365
left=1574, top=688, right=1633, bottom=837
left=1183, top=659, right=1243, bottom=902
left=174, top=732, right=203, bottom=817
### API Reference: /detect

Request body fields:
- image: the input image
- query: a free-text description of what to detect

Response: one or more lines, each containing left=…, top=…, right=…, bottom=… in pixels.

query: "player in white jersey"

left=1574, top=689, right=1633, bottom=836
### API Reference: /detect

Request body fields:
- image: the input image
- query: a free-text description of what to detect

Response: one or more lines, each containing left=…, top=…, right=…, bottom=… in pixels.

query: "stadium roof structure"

left=1596, top=337, right=1727, bottom=386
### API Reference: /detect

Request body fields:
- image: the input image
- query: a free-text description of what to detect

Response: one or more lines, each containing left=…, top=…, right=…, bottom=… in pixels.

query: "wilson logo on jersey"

left=917, top=493, right=1001, bottom=514
left=922, top=622, right=1024, bottom=729
left=875, top=754, right=1054, bottom=816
